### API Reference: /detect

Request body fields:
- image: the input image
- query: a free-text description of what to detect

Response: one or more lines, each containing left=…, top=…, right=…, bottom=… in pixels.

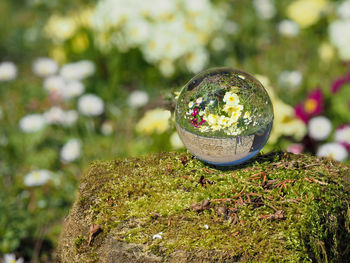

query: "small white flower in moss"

left=32, top=57, right=58, bottom=77
left=128, top=90, right=149, bottom=108
left=203, top=224, right=209, bottom=229
left=317, top=143, right=348, bottom=162
left=188, top=101, right=194, bottom=108
left=238, top=75, right=245, bottom=80
left=152, top=232, right=163, bottom=239
left=19, top=114, right=46, bottom=133
left=170, top=132, right=184, bottom=149
left=308, top=116, right=332, bottom=141
left=24, top=170, right=52, bottom=187
left=78, top=94, right=104, bottom=116
left=0, top=62, right=17, bottom=81
left=3, top=253, right=24, bottom=263
left=223, top=91, right=240, bottom=106
left=60, top=139, right=82, bottom=163
left=196, top=97, right=203, bottom=105
left=43, top=75, right=66, bottom=94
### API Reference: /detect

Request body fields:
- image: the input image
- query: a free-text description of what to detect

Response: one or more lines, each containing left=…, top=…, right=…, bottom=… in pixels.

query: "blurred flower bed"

left=0, top=0, right=349, bottom=261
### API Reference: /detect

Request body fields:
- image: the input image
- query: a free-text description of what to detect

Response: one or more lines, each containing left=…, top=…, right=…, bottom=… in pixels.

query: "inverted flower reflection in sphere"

left=175, top=68, right=274, bottom=166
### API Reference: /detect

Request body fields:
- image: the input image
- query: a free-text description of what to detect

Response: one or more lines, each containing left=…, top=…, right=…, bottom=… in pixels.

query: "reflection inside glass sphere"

left=175, top=67, right=274, bottom=166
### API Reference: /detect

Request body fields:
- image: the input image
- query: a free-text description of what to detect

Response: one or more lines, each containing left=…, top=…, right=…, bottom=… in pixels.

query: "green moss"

left=57, top=152, right=350, bottom=262
left=74, top=235, right=85, bottom=248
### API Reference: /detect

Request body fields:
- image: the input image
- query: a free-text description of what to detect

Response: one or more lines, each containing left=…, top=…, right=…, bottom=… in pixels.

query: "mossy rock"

left=56, top=152, right=350, bottom=262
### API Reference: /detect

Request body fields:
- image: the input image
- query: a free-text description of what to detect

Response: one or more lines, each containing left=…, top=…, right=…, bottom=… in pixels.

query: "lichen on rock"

left=56, top=152, right=350, bottom=262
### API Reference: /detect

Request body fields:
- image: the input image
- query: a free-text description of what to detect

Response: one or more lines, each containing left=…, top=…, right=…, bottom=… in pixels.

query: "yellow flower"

left=205, top=114, right=219, bottom=126
left=268, top=100, right=307, bottom=144
left=218, top=116, right=234, bottom=128
left=230, top=110, right=241, bottom=123
left=224, top=104, right=243, bottom=117
left=255, top=75, right=307, bottom=144
left=319, top=42, right=335, bottom=62
left=44, top=14, right=77, bottom=43
left=211, top=124, right=221, bottom=131
left=223, top=91, right=240, bottom=106
left=287, top=0, right=327, bottom=28
left=136, top=108, right=171, bottom=135
left=72, top=33, right=89, bottom=53
left=49, top=46, right=66, bottom=65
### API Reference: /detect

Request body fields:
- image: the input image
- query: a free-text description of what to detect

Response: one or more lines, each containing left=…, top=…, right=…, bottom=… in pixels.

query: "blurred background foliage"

left=0, top=0, right=350, bottom=262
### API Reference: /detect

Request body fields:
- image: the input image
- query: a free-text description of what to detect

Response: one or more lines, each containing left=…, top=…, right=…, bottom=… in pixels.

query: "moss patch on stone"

left=56, top=152, right=350, bottom=262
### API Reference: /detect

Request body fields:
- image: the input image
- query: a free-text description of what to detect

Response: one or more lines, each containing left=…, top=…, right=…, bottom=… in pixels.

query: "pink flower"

left=331, top=72, right=350, bottom=93
left=192, top=108, right=199, bottom=116
left=287, top=143, right=304, bottom=154
left=295, top=89, right=324, bottom=123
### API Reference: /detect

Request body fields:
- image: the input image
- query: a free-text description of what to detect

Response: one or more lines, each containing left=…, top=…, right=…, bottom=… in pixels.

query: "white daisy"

left=277, top=20, right=299, bottom=37
left=128, top=90, right=149, bottom=108
left=60, top=139, right=82, bottom=163
left=32, top=57, right=58, bottom=77
left=62, top=80, right=85, bottom=100
left=3, top=254, right=24, bottom=263
left=19, top=114, right=46, bottom=133
left=308, top=116, right=332, bottom=140
left=278, top=70, right=303, bottom=89
left=60, top=60, right=95, bottom=81
left=188, top=101, right=194, bottom=108
left=78, top=94, right=104, bottom=116
left=43, top=75, right=66, bottom=94
left=253, top=0, right=276, bottom=20
left=101, top=121, right=114, bottom=135
left=24, top=170, right=52, bottom=187
left=196, top=97, right=203, bottom=105
left=0, top=62, right=17, bottom=81
left=317, top=143, right=348, bottom=162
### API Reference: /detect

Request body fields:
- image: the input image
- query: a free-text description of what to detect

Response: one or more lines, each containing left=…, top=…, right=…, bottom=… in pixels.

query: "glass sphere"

left=175, top=67, right=273, bottom=166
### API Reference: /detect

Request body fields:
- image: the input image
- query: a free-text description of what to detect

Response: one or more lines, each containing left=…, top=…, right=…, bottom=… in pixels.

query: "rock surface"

left=56, top=152, right=350, bottom=262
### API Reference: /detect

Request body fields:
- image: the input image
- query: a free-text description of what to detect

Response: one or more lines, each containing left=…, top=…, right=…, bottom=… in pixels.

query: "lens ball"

left=175, top=67, right=273, bottom=166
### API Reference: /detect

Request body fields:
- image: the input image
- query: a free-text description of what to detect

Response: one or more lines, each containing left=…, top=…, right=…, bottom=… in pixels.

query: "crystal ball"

left=175, top=67, right=274, bottom=166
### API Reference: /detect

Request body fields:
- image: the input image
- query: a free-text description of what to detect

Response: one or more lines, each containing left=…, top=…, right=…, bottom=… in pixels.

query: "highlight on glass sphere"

left=175, top=67, right=274, bottom=166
